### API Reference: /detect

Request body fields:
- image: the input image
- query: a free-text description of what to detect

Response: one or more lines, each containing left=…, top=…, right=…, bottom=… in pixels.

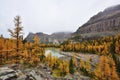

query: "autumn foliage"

left=0, top=16, right=120, bottom=79
left=94, top=55, right=119, bottom=80
left=0, top=16, right=45, bottom=67
left=61, top=35, right=120, bottom=55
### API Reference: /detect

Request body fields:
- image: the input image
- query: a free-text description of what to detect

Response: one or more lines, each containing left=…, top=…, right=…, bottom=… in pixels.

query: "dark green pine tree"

left=110, top=38, right=120, bottom=75
left=69, top=58, right=74, bottom=74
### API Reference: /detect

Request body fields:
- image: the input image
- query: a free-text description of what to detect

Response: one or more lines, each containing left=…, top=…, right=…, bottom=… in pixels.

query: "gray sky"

left=0, top=0, right=120, bottom=37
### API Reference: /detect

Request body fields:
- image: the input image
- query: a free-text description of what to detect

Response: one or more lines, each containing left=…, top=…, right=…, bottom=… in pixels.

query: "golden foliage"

left=0, top=36, right=44, bottom=67
left=94, top=55, right=119, bottom=80
left=61, top=34, right=120, bottom=55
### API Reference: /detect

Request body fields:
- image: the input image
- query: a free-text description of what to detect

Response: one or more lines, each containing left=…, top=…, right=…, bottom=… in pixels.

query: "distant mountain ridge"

left=26, top=5, right=120, bottom=42
left=74, top=4, right=120, bottom=38
left=25, top=32, right=72, bottom=44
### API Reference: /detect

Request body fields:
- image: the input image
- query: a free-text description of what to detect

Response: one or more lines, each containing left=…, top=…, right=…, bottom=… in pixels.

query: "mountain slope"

left=25, top=32, right=72, bottom=44
left=51, top=32, right=72, bottom=42
left=25, top=32, right=49, bottom=43
left=74, top=4, right=120, bottom=38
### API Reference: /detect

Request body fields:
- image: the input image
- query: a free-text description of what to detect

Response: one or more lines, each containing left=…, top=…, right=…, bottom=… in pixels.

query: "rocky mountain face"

left=25, top=32, right=72, bottom=44
left=25, top=32, right=49, bottom=43
left=74, top=4, right=120, bottom=38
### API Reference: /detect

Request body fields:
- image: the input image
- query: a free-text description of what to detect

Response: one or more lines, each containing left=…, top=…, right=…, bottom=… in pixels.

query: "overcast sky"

left=0, top=0, right=120, bottom=37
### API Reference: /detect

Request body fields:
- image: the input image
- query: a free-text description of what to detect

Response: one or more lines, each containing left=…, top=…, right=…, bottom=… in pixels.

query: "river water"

left=45, top=48, right=64, bottom=57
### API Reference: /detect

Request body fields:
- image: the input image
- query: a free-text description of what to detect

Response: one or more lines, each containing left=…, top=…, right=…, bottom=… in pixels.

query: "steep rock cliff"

left=75, top=5, right=120, bottom=37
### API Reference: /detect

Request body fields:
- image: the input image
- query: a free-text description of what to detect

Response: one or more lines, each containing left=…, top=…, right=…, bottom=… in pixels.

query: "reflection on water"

left=45, top=48, right=64, bottom=57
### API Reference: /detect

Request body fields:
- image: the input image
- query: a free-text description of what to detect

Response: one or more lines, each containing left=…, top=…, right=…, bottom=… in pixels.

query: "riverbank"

left=60, top=51, right=99, bottom=63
